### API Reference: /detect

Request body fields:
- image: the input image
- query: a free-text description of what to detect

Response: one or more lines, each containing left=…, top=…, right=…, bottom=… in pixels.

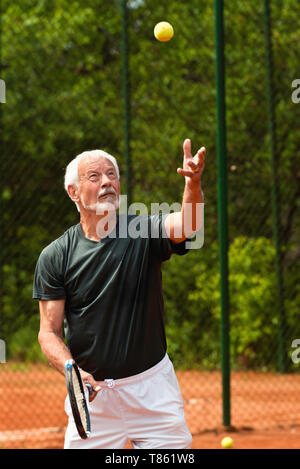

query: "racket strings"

left=72, top=373, right=89, bottom=432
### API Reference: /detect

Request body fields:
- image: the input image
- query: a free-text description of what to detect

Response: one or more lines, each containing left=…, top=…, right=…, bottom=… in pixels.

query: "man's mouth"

left=98, top=192, right=115, bottom=200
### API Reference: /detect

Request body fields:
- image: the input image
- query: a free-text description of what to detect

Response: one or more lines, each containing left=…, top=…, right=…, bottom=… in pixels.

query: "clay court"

left=0, top=364, right=299, bottom=449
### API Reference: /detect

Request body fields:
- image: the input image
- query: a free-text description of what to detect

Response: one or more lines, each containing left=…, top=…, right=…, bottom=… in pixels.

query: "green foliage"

left=9, top=315, right=46, bottom=362
left=165, top=237, right=299, bottom=371
left=1, top=0, right=299, bottom=369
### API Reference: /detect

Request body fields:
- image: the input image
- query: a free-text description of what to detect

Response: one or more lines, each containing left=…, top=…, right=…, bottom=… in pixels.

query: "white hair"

left=64, top=149, right=120, bottom=212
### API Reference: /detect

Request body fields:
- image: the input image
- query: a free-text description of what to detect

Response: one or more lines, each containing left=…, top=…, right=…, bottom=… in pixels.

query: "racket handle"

left=85, top=383, right=93, bottom=396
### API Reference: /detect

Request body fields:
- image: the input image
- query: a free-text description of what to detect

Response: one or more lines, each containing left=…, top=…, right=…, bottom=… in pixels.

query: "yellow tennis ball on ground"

left=154, top=22, right=174, bottom=42
left=221, top=436, right=233, bottom=449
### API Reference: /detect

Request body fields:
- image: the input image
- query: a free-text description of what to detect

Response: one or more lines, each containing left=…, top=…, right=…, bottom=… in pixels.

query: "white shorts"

left=64, top=354, right=192, bottom=449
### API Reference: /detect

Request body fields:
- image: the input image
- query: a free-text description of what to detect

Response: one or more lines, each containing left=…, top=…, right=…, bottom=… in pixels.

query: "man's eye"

left=89, top=174, right=98, bottom=180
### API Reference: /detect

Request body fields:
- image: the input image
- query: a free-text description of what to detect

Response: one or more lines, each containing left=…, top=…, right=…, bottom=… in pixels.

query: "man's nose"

left=101, top=174, right=111, bottom=187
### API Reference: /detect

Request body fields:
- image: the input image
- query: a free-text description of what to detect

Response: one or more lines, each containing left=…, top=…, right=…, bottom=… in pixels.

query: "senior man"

left=33, top=139, right=205, bottom=449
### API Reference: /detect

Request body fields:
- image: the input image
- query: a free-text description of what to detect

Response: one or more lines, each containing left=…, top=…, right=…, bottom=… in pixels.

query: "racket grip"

left=86, top=383, right=93, bottom=396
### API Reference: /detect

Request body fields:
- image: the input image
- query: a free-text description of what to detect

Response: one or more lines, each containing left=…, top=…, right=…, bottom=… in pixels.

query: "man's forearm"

left=165, top=181, right=204, bottom=243
left=38, top=331, right=72, bottom=376
left=181, top=180, right=204, bottom=235
left=182, top=179, right=204, bottom=205
left=165, top=140, right=205, bottom=243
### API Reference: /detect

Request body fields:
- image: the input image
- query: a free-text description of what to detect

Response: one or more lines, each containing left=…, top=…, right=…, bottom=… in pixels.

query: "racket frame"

left=65, top=359, right=91, bottom=439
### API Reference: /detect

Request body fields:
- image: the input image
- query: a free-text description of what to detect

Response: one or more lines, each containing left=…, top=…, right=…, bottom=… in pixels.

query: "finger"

left=84, top=377, right=101, bottom=393
left=183, top=139, right=192, bottom=160
left=193, top=147, right=205, bottom=160
left=92, top=383, right=101, bottom=392
left=187, top=160, right=205, bottom=176
left=187, top=160, right=200, bottom=172
left=86, top=382, right=101, bottom=402
left=88, top=391, right=98, bottom=402
left=195, top=147, right=206, bottom=164
left=86, top=383, right=101, bottom=395
left=177, top=168, right=198, bottom=178
left=195, top=146, right=206, bottom=156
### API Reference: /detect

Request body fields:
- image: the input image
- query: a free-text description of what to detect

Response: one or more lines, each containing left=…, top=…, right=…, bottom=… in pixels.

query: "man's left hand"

left=177, top=139, right=205, bottom=182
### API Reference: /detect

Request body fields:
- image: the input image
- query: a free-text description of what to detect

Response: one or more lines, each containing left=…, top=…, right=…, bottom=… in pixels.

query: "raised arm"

left=165, top=139, right=205, bottom=243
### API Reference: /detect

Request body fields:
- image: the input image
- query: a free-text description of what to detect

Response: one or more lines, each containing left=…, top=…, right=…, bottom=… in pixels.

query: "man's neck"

left=80, top=211, right=117, bottom=241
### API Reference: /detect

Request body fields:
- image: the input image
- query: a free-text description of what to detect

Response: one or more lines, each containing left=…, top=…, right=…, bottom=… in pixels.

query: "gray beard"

left=80, top=195, right=119, bottom=214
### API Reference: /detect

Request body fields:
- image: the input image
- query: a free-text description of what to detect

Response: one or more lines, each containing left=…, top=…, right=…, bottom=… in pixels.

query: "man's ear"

left=67, top=184, right=80, bottom=203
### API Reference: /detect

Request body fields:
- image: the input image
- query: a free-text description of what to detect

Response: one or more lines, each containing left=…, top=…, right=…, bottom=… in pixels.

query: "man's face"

left=77, top=155, right=120, bottom=214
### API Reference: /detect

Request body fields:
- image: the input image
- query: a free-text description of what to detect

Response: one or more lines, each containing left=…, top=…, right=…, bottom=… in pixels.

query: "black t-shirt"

left=33, top=214, right=189, bottom=380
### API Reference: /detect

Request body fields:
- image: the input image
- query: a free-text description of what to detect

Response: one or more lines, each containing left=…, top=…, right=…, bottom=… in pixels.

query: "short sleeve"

left=33, top=242, right=66, bottom=300
left=149, top=214, right=190, bottom=261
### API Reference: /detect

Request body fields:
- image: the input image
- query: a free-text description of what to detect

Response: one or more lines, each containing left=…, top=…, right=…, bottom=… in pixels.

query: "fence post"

left=120, top=0, right=132, bottom=206
left=0, top=0, right=3, bottom=347
left=263, top=0, right=287, bottom=373
left=214, top=0, right=230, bottom=426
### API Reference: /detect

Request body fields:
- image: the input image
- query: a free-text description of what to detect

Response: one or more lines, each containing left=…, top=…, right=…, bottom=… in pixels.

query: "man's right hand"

left=79, top=368, right=102, bottom=402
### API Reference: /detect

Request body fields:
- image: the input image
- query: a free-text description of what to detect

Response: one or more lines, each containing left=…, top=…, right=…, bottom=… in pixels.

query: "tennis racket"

left=65, top=359, right=92, bottom=439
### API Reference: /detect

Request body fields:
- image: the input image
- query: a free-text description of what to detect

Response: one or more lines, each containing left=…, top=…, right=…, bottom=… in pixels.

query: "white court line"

left=0, top=427, right=65, bottom=441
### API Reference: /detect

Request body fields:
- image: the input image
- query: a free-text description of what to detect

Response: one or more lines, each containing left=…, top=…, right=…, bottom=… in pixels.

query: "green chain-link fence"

left=0, top=0, right=299, bottom=449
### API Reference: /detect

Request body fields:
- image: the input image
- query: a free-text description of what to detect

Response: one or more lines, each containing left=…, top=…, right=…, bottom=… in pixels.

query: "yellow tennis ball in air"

left=221, top=436, right=233, bottom=449
left=154, top=22, right=174, bottom=42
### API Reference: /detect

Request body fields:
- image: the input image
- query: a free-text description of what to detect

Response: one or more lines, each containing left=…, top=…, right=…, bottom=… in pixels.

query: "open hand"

left=177, top=139, right=205, bottom=182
